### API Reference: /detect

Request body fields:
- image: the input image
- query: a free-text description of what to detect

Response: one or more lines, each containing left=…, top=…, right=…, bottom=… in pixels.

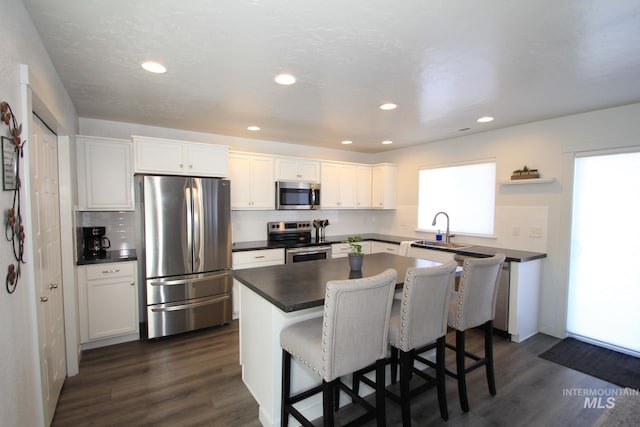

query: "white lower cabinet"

left=407, top=246, right=455, bottom=263
left=232, top=248, right=285, bottom=318
left=331, top=241, right=372, bottom=258
left=370, top=241, right=399, bottom=255
left=77, top=261, right=139, bottom=349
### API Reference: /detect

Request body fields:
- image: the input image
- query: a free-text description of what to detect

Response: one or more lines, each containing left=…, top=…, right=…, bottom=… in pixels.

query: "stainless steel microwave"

left=276, top=181, right=321, bottom=210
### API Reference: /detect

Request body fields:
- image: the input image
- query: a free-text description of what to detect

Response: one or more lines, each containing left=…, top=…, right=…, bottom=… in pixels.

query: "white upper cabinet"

left=228, top=152, right=275, bottom=210
left=321, top=162, right=356, bottom=208
left=77, top=136, right=134, bottom=211
left=133, top=135, right=228, bottom=177
left=275, top=157, right=320, bottom=182
left=372, top=164, right=398, bottom=209
left=355, top=166, right=373, bottom=208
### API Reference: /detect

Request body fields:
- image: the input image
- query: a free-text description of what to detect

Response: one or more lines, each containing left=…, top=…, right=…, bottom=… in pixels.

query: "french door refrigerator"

left=136, top=175, right=232, bottom=339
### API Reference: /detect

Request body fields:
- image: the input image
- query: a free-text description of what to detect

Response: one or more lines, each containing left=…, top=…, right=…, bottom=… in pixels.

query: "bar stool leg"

left=485, top=320, right=496, bottom=396
left=456, top=330, right=470, bottom=412
left=322, top=380, right=335, bottom=427
left=436, top=336, right=448, bottom=421
left=281, top=350, right=291, bottom=427
left=399, top=350, right=412, bottom=426
left=376, top=358, right=387, bottom=427
left=390, top=346, right=399, bottom=384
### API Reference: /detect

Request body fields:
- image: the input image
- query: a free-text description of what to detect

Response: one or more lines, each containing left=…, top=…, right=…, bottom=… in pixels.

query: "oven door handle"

left=287, top=246, right=332, bottom=254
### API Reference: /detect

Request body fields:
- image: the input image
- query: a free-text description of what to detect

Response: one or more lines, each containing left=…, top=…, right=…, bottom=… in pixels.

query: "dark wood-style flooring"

left=52, top=321, right=617, bottom=426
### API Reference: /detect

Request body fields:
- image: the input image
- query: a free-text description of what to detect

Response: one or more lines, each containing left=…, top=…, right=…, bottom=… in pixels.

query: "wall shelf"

left=500, top=178, right=555, bottom=185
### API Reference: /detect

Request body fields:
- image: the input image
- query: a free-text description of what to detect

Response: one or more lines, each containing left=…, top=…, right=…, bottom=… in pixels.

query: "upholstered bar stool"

left=355, top=261, right=457, bottom=426
left=280, top=269, right=397, bottom=427
left=446, top=253, right=505, bottom=412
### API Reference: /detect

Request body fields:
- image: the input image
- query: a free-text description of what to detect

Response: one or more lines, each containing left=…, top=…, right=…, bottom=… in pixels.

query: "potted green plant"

left=345, top=235, right=364, bottom=271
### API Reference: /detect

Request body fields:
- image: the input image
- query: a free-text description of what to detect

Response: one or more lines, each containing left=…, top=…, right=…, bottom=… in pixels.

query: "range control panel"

left=267, top=221, right=312, bottom=234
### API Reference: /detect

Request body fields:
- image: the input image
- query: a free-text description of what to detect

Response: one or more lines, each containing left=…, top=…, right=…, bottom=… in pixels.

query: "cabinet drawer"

left=233, top=249, right=284, bottom=267
left=86, top=262, right=135, bottom=280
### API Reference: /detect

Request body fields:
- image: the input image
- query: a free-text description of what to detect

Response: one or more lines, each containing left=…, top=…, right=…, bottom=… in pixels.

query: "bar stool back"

left=280, top=268, right=397, bottom=426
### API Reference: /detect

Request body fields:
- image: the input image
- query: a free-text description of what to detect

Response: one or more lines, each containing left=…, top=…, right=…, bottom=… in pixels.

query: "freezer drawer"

left=147, top=270, right=232, bottom=305
left=147, top=293, right=232, bottom=339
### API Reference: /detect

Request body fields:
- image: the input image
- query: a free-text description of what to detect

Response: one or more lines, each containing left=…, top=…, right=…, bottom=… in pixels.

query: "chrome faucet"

left=431, top=211, right=451, bottom=243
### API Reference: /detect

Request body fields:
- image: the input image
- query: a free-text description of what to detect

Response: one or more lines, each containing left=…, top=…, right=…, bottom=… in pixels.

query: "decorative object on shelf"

left=511, top=165, right=540, bottom=180
left=1, top=101, right=26, bottom=294
left=345, top=235, right=364, bottom=271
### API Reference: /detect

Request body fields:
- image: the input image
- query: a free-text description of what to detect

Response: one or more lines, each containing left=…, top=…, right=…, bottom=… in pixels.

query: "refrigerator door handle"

left=192, top=178, right=203, bottom=271
left=148, top=271, right=231, bottom=287
left=185, top=182, right=194, bottom=271
left=150, top=294, right=230, bottom=312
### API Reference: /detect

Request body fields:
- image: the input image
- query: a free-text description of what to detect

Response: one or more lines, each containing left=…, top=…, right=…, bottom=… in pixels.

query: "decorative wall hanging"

left=1, top=101, right=26, bottom=294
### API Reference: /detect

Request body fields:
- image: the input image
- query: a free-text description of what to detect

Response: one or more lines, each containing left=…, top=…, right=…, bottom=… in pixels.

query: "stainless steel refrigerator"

left=135, top=175, right=232, bottom=339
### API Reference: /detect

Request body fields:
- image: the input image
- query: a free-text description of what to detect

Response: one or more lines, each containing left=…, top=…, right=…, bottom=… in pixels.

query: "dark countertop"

left=76, top=249, right=137, bottom=265
left=233, top=253, right=447, bottom=312
left=232, top=233, right=546, bottom=262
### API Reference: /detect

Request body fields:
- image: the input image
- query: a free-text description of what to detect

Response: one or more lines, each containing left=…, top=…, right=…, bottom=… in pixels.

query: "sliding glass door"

left=568, top=150, right=640, bottom=355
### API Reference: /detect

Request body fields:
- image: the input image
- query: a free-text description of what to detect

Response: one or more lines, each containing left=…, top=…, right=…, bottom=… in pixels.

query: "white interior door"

left=31, top=114, right=66, bottom=424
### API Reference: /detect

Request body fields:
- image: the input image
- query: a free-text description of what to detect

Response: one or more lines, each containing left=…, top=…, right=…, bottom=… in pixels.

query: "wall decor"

left=1, top=101, right=26, bottom=294
left=2, top=136, right=17, bottom=190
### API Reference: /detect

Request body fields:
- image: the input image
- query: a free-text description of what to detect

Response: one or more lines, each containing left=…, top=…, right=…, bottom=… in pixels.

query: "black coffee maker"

left=82, top=227, right=111, bottom=259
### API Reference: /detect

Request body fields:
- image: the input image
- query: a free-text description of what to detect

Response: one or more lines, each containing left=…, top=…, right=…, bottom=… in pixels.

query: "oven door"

left=286, top=246, right=332, bottom=263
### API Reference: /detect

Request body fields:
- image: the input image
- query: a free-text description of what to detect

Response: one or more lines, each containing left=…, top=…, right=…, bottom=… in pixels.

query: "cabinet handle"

left=179, top=163, right=184, bottom=168
left=189, top=164, right=193, bottom=168
left=386, top=248, right=394, bottom=252
left=131, top=283, right=135, bottom=286
left=254, top=255, right=265, bottom=259
left=40, top=296, right=48, bottom=302
left=102, top=269, right=120, bottom=274
left=49, top=283, right=59, bottom=289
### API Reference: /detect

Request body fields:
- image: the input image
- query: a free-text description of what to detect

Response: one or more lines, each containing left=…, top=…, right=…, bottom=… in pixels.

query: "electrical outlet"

left=529, top=227, right=543, bottom=238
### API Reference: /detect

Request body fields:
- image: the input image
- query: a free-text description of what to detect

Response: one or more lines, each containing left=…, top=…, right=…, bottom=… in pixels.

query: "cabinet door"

left=228, top=153, right=253, bottom=209
left=250, top=156, right=275, bottom=209
left=321, top=163, right=356, bottom=208
left=296, top=159, right=320, bottom=182
left=355, top=166, right=372, bottom=208
left=83, top=263, right=138, bottom=341
left=276, top=158, right=320, bottom=182
left=229, top=154, right=274, bottom=210
left=372, top=164, right=398, bottom=209
left=184, top=142, right=228, bottom=177
left=134, top=137, right=184, bottom=174
left=370, top=241, right=399, bottom=255
left=78, top=136, right=133, bottom=210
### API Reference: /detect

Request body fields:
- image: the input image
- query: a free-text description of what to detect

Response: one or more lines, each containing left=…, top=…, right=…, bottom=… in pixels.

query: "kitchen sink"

left=412, top=240, right=471, bottom=250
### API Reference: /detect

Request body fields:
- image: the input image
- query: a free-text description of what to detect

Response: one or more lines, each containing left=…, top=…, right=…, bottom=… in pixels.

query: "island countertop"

left=233, top=253, right=446, bottom=313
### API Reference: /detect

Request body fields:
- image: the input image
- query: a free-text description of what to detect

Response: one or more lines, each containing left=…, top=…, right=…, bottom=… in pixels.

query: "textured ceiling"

left=22, top=0, right=640, bottom=153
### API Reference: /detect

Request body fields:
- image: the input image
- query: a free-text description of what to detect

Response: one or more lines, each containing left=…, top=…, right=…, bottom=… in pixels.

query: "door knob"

left=40, top=296, right=49, bottom=302
left=49, top=283, right=59, bottom=289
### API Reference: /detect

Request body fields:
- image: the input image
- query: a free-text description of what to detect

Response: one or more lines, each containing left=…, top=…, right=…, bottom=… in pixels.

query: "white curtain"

left=568, top=151, right=640, bottom=354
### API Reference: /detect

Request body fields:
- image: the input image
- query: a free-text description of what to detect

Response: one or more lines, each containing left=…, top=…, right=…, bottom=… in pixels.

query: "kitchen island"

left=233, top=253, right=447, bottom=427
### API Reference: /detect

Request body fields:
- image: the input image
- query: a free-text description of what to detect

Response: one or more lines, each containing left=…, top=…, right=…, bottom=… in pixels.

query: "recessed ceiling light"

left=477, top=116, right=494, bottom=123
left=141, top=61, right=167, bottom=74
left=275, top=73, right=296, bottom=85
left=341, top=140, right=353, bottom=145
left=379, top=103, right=397, bottom=111
left=247, top=126, right=260, bottom=131
left=382, top=140, right=393, bottom=145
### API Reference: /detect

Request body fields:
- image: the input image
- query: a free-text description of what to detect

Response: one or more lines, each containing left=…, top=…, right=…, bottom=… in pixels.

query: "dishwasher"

left=454, top=254, right=510, bottom=334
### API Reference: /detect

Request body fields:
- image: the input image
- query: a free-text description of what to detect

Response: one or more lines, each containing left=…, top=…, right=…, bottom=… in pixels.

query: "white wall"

left=372, top=103, right=640, bottom=338
left=0, top=0, right=78, bottom=425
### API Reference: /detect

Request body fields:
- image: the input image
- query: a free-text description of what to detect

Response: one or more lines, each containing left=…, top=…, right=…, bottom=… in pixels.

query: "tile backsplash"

left=76, top=211, right=136, bottom=254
